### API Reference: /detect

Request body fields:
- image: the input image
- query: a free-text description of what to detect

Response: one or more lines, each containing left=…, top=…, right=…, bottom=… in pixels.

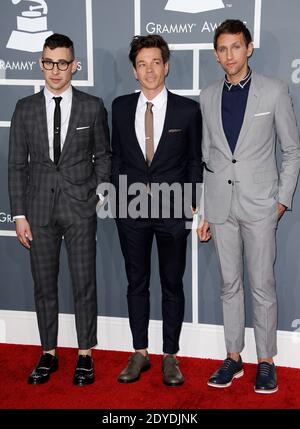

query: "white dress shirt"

left=135, top=86, right=168, bottom=157
left=44, top=85, right=72, bottom=161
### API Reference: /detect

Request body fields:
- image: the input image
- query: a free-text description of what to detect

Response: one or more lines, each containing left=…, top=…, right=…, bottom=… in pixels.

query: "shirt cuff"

left=13, top=215, right=26, bottom=221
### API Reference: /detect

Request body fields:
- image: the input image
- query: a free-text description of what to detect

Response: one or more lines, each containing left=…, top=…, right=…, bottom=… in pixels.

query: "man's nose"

left=227, top=49, right=233, bottom=60
left=52, top=65, right=60, bottom=74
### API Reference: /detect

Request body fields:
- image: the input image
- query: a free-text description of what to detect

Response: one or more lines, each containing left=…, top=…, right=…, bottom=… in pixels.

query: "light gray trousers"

left=210, top=191, right=278, bottom=359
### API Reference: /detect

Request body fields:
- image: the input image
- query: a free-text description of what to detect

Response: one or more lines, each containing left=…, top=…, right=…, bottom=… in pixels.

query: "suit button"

left=56, top=167, right=60, bottom=172
left=228, top=180, right=232, bottom=184
left=232, top=159, right=237, bottom=163
left=51, top=188, right=55, bottom=193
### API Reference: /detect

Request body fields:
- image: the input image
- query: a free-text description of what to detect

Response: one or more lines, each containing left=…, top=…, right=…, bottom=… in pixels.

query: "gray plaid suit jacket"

left=8, top=86, right=111, bottom=226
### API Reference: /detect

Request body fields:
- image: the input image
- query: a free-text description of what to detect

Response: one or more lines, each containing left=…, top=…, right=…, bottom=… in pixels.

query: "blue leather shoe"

left=254, top=362, right=278, bottom=394
left=207, top=357, right=244, bottom=388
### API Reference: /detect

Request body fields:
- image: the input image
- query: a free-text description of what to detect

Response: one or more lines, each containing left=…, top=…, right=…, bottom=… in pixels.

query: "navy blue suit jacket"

left=111, top=90, right=202, bottom=211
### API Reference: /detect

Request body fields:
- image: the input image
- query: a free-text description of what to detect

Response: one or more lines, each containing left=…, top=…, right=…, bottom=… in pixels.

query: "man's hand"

left=277, top=203, right=287, bottom=221
left=15, top=218, right=33, bottom=249
left=197, top=219, right=212, bottom=242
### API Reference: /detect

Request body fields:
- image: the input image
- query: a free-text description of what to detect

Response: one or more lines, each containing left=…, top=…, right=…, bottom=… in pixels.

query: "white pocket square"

left=254, top=112, right=271, bottom=117
left=76, top=126, right=90, bottom=130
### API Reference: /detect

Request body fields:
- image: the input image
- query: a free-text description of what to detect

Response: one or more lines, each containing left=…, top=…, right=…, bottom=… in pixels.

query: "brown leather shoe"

left=162, top=355, right=184, bottom=386
left=118, top=352, right=150, bottom=383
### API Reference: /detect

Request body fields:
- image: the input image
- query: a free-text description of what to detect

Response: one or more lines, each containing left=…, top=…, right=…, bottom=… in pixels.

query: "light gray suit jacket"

left=200, top=71, right=300, bottom=223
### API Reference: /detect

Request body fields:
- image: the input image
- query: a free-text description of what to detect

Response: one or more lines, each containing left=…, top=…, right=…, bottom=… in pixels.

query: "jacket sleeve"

left=276, top=82, right=300, bottom=209
left=8, top=100, right=29, bottom=217
left=93, top=98, right=112, bottom=185
left=186, top=102, right=203, bottom=208
left=111, top=99, right=123, bottom=189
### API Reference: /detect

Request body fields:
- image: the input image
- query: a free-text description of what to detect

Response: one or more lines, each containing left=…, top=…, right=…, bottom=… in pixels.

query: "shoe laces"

left=219, top=358, right=238, bottom=374
left=38, top=353, right=54, bottom=369
left=258, top=362, right=272, bottom=377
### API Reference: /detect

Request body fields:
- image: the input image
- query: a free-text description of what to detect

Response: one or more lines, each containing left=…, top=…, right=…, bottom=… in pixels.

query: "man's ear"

left=247, top=42, right=254, bottom=58
left=214, top=50, right=220, bottom=63
left=164, top=61, right=169, bottom=76
left=133, top=66, right=138, bottom=80
left=71, top=59, right=78, bottom=74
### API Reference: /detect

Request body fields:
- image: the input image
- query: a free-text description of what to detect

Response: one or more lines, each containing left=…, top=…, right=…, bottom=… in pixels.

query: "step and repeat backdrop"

left=0, top=1, right=300, bottom=339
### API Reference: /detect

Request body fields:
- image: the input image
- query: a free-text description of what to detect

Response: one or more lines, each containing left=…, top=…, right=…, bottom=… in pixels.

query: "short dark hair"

left=43, top=33, right=74, bottom=58
left=214, top=19, right=252, bottom=50
left=129, top=35, right=170, bottom=68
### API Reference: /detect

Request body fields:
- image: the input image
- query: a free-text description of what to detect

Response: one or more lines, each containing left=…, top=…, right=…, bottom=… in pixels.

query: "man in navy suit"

left=112, top=35, right=202, bottom=386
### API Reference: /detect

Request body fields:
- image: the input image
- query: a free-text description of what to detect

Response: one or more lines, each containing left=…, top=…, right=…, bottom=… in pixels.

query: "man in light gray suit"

left=197, top=20, right=300, bottom=394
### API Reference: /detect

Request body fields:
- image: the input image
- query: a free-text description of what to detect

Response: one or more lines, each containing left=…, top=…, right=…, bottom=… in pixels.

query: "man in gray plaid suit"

left=8, top=34, right=111, bottom=386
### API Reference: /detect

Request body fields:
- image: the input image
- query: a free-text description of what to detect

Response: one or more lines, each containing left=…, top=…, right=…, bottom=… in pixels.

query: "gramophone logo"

left=6, top=0, right=53, bottom=52
left=164, top=0, right=225, bottom=14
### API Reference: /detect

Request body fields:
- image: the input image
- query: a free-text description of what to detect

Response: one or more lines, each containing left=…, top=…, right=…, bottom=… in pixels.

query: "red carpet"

left=0, top=343, right=299, bottom=409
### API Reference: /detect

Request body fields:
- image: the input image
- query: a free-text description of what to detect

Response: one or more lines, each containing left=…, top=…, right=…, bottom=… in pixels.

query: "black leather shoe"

left=162, top=355, right=184, bottom=386
left=207, top=356, right=244, bottom=388
left=254, top=362, right=278, bottom=394
left=73, top=355, right=94, bottom=386
left=28, top=353, right=58, bottom=384
left=118, top=352, right=150, bottom=383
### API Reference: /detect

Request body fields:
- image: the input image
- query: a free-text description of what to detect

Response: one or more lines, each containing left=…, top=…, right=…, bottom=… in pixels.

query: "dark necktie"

left=53, top=96, right=62, bottom=164
left=145, top=101, right=154, bottom=165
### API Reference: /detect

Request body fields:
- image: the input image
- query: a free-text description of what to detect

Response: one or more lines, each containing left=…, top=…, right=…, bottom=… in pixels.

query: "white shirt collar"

left=44, top=85, right=73, bottom=104
left=224, top=68, right=252, bottom=91
left=138, top=86, right=168, bottom=110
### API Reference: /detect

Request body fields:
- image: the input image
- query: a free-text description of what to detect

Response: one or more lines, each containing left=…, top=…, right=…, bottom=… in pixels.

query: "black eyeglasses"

left=41, top=59, right=74, bottom=71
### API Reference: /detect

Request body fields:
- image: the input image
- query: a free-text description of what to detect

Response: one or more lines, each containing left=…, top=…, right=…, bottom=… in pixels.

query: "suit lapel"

left=234, top=72, right=261, bottom=153
left=128, top=93, right=148, bottom=166
left=58, top=87, right=82, bottom=164
left=35, top=90, right=51, bottom=162
left=215, top=81, right=232, bottom=156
